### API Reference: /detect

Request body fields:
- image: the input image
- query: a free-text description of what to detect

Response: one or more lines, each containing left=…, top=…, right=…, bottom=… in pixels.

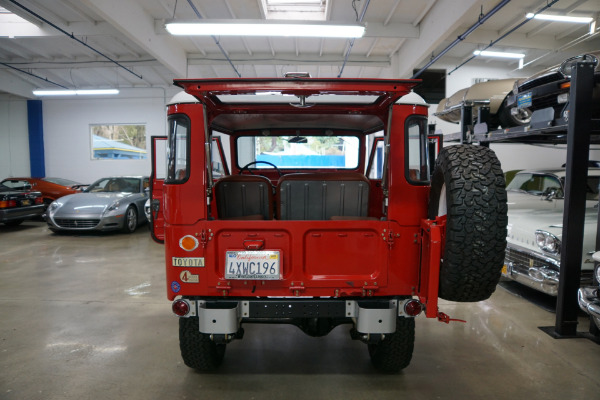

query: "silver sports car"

left=46, top=176, right=149, bottom=233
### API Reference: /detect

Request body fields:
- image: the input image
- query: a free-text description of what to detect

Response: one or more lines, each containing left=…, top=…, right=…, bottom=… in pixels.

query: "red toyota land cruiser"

left=150, top=77, right=507, bottom=373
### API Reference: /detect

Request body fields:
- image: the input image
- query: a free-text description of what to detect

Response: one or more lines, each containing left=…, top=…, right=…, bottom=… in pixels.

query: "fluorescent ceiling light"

left=165, top=20, right=364, bottom=38
left=33, top=89, right=119, bottom=96
left=526, top=13, right=593, bottom=23
left=473, top=50, right=525, bottom=59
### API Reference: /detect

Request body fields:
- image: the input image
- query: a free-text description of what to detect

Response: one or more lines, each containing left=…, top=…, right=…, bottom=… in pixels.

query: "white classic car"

left=578, top=251, right=600, bottom=331
left=502, top=169, right=600, bottom=295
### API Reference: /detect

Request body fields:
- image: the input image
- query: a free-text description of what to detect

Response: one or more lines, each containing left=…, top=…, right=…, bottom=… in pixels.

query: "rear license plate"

left=517, top=92, right=532, bottom=108
left=225, top=250, right=281, bottom=280
left=21, top=199, right=31, bottom=206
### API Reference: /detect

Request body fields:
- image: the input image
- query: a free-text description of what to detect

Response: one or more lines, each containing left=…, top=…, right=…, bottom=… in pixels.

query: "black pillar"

left=554, top=60, right=595, bottom=337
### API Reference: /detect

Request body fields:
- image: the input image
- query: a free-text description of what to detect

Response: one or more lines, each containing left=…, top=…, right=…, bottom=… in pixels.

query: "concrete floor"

left=1, top=220, right=599, bottom=400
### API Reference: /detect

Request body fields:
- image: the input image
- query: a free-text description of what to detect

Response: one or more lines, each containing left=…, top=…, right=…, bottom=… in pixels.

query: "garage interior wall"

left=0, top=95, right=30, bottom=178
left=41, top=91, right=166, bottom=184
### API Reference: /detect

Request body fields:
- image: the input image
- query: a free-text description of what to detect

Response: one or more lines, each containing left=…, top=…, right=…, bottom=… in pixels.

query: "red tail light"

left=404, top=299, right=424, bottom=316
left=0, top=200, right=17, bottom=208
left=34, top=197, right=43, bottom=205
left=172, top=300, right=190, bottom=316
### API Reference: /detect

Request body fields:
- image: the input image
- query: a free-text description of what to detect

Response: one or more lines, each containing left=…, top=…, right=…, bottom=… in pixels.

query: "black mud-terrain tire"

left=179, top=317, right=226, bottom=371
left=428, top=144, right=507, bottom=302
left=121, top=205, right=138, bottom=233
left=368, top=316, right=415, bottom=373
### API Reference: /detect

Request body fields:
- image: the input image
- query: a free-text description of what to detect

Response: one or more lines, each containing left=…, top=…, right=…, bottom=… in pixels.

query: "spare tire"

left=428, top=144, right=507, bottom=302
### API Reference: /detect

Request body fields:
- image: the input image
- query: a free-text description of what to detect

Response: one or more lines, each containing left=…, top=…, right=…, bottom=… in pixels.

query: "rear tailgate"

left=164, top=219, right=421, bottom=299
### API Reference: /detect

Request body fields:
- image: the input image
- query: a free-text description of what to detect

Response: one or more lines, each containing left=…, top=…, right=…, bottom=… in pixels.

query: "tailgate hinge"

left=290, top=282, right=305, bottom=296
left=217, top=281, right=231, bottom=296
left=362, top=282, right=379, bottom=296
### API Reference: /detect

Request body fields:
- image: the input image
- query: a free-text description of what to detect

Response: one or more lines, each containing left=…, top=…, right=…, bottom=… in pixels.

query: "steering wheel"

left=239, top=161, right=283, bottom=177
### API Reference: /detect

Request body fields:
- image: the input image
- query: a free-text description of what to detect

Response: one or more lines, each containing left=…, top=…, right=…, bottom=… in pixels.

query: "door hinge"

left=199, top=229, right=213, bottom=248
left=383, top=229, right=399, bottom=248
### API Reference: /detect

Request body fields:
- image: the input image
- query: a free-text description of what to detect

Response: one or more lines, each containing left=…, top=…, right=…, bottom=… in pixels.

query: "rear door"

left=150, top=136, right=167, bottom=243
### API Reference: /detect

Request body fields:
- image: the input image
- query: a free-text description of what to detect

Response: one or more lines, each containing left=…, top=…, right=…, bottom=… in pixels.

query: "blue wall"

left=257, top=154, right=345, bottom=168
left=27, top=100, right=45, bottom=177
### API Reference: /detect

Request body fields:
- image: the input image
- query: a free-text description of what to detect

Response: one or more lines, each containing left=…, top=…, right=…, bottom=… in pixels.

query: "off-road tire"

left=122, top=205, right=138, bottom=233
left=179, top=317, right=226, bottom=371
left=428, top=144, right=507, bottom=302
left=368, top=317, right=415, bottom=373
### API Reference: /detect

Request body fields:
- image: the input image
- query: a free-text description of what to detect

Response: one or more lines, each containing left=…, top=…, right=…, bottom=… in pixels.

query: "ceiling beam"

left=364, top=22, right=419, bottom=38
left=0, top=69, right=37, bottom=98
left=187, top=53, right=390, bottom=67
left=395, top=0, right=498, bottom=78
left=459, top=29, right=570, bottom=51
left=80, top=0, right=187, bottom=78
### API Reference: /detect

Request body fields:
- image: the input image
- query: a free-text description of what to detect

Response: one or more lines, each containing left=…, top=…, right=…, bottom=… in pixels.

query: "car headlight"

left=535, top=230, right=561, bottom=254
left=48, top=201, right=61, bottom=213
left=106, top=201, right=121, bottom=212
left=595, top=265, right=600, bottom=284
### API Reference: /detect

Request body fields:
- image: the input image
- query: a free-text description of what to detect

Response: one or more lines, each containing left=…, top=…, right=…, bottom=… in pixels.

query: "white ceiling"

left=0, top=0, right=599, bottom=99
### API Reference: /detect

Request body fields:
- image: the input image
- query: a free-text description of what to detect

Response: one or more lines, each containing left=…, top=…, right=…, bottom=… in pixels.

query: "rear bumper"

left=0, top=205, right=45, bottom=222
left=176, top=298, right=418, bottom=336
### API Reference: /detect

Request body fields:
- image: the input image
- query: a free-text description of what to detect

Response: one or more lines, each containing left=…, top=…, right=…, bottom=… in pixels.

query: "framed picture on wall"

left=90, top=124, right=147, bottom=160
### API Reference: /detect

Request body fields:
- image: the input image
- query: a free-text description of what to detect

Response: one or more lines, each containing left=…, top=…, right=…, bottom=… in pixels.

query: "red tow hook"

left=437, top=312, right=467, bottom=324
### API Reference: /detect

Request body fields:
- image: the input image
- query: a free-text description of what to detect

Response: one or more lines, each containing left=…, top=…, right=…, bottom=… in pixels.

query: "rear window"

left=237, top=135, right=360, bottom=169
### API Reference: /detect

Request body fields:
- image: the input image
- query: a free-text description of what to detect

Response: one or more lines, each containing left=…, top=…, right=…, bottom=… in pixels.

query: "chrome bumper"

left=578, top=286, right=600, bottom=330
left=503, top=244, right=593, bottom=296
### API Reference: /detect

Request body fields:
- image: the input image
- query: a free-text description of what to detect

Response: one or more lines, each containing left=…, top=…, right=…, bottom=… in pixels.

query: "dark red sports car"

left=0, top=177, right=84, bottom=206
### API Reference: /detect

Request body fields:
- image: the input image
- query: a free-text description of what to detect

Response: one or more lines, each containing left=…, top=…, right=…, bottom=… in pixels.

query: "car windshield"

left=507, top=172, right=600, bottom=201
left=237, top=135, right=360, bottom=169
left=42, top=177, right=80, bottom=186
left=506, top=173, right=562, bottom=196
left=86, top=178, right=140, bottom=193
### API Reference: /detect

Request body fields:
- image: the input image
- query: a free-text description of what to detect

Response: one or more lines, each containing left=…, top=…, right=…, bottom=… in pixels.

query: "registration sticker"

left=517, top=92, right=532, bottom=108
left=172, top=257, right=205, bottom=267
left=225, top=250, right=281, bottom=280
left=180, top=270, right=199, bottom=283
